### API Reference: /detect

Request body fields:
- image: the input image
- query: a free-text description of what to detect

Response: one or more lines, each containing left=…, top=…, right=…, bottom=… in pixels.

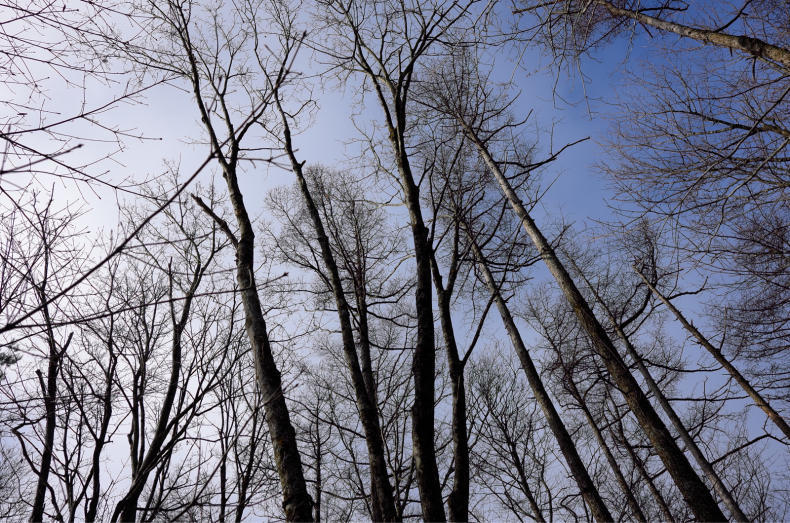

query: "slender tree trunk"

left=177, top=7, right=312, bottom=519
left=566, top=377, right=647, bottom=522
left=313, top=421, right=323, bottom=523
left=610, top=404, right=676, bottom=523
left=278, top=105, right=398, bottom=521
left=434, top=285, right=470, bottom=522
left=235, top=406, right=261, bottom=523
left=390, top=128, right=446, bottom=522
left=636, top=269, right=790, bottom=442
left=466, top=233, right=613, bottom=523
left=112, top=266, right=203, bottom=522
left=218, top=409, right=228, bottom=523
left=428, top=225, right=469, bottom=522
left=232, top=210, right=313, bottom=522
left=512, top=0, right=790, bottom=68
left=354, top=289, right=378, bottom=411
left=574, top=266, right=748, bottom=521
left=196, top=175, right=313, bottom=521
left=343, top=21, right=444, bottom=513
left=594, top=0, right=790, bottom=69
left=463, top=124, right=726, bottom=522
left=503, top=432, right=546, bottom=523
left=30, top=293, right=65, bottom=523
left=85, top=352, right=115, bottom=522
left=354, top=289, right=387, bottom=521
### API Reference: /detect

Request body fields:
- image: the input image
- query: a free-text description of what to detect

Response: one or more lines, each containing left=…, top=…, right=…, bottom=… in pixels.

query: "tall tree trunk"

left=278, top=104, right=398, bottom=522
left=636, top=269, right=790, bottom=442
left=462, top=124, right=727, bottom=522
left=112, top=264, right=204, bottom=522
left=562, top=366, right=648, bottom=522
left=434, top=283, right=469, bottom=522
left=30, top=292, right=67, bottom=523
left=574, top=265, right=748, bottom=521
left=230, top=199, right=313, bottom=522
left=594, top=0, right=790, bottom=69
left=466, top=233, right=613, bottom=523
left=355, top=289, right=387, bottom=520
left=182, top=32, right=313, bottom=516
left=389, top=126, right=446, bottom=522
left=610, top=403, right=676, bottom=523
left=429, top=223, right=469, bottom=522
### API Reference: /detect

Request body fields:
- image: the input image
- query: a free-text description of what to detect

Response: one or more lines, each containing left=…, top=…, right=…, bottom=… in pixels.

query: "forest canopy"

left=0, top=0, right=788, bottom=521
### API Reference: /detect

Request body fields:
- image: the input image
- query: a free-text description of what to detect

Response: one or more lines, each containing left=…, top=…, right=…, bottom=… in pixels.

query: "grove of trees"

left=1, top=0, right=788, bottom=521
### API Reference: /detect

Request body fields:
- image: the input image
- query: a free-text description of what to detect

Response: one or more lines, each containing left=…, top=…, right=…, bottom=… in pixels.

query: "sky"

left=10, top=7, right=638, bottom=231
left=3, top=2, right=789, bottom=517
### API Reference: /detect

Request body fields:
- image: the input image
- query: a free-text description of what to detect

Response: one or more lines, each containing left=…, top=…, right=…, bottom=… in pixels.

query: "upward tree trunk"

left=111, top=263, right=204, bottom=523
left=399, top=159, right=446, bottom=522
left=594, top=0, right=790, bottom=69
left=466, top=234, right=613, bottom=523
left=354, top=280, right=389, bottom=520
left=227, top=185, right=314, bottom=523
left=279, top=105, right=397, bottom=522
left=380, top=112, right=445, bottom=520
left=574, top=265, right=748, bottom=521
left=609, top=401, right=676, bottom=523
left=181, top=33, right=313, bottom=518
left=432, top=274, right=470, bottom=523
left=462, top=123, right=726, bottom=522
left=558, top=355, right=648, bottom=522
left=30, top=291, right=66, bottom=523
left=428, top=221, right=469, bottom=522
left=635, top=269, right=790, bottom=442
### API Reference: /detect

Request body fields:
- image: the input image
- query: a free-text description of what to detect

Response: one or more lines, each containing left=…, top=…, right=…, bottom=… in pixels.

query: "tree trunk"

left=30, top=295, right=64, bottom=523
left=575, top=266, right=748, bottom=521
left=112, top=266, right=203, bottom=523
left=566, top=374, right=647, bottom=522
left=463, top=124, right=727, bottom=522
left=182, top=38, right=313, bottom=519
left=392, top=132, right=446, bottom=522
left=610, top=403, right=676, bottom=523
left=234, top=225, right=314, bottom=522
left=434, top=283, right=470, bottom=523
left=279, top=108, right=398, bottom=521
left=636, top=269, right=790, bottom=442
left=467, top=234, right=613, bottom=523
left=595, top=0, right=790, bottom=69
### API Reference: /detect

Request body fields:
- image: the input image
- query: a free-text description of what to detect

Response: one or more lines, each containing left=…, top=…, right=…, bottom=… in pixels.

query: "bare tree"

left=312, top=0, right=486, bottom=516
left=110, top=190, right=227, bottom=522
left=468, top=353, right=568, bottom=522
left=514, top=0, right=790, bottom=408
left=113, top=0, right=316, bottom=518
left=421, top=50, right=728, bottom=521
left=273, top=105, right=399, bottom=520
left=0, top=191, right=83, bottom=522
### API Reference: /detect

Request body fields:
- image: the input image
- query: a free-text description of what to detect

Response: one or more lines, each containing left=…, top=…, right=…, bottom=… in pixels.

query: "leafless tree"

left=468, top=353, right=572, bottom=522
left=311, top=1, right=488, bottom=517
left=112, top=0, right=316, bottom=518
left=513, top=0, right=790, bottom=411
left=3, top=1, right=790, bottom=521
left=273, top=106, right=399, bottom=520
left=419, top=48, right=729, bottom=520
